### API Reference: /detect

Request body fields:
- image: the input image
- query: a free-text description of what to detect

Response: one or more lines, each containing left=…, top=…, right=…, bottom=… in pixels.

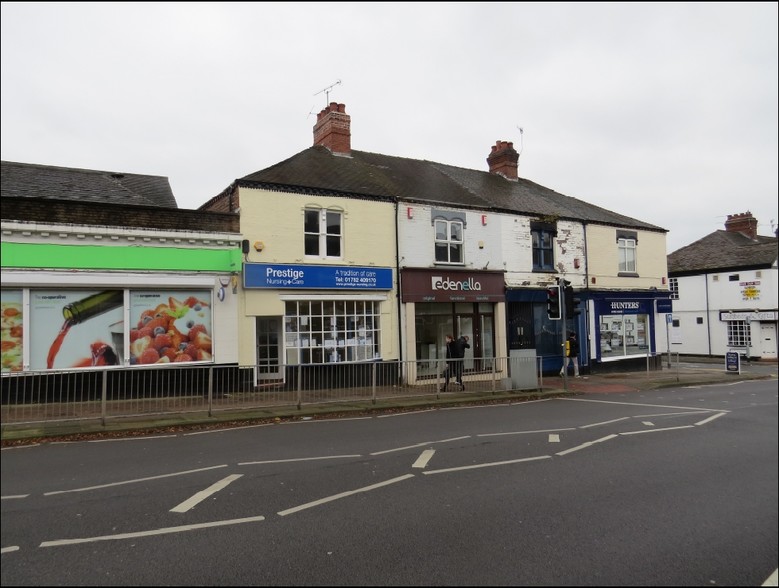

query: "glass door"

left=256, top=317, right=283, bottom=382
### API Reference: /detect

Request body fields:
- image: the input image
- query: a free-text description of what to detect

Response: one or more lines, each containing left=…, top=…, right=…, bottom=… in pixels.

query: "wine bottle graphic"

left=47, top=290, right=124, bottom=369
left=62, top=290, right=124, bottom=326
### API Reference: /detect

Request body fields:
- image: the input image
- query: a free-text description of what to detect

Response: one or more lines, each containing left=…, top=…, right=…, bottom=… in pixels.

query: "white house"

left=667, top=211, right=778, bottom=360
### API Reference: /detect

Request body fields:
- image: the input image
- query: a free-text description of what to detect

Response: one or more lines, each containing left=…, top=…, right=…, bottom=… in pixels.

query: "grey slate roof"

left=1, top=161, right=178, bottom=208
left=236, top=146, right=666, bottom=232
left=668, top=230, right=778, bottom=275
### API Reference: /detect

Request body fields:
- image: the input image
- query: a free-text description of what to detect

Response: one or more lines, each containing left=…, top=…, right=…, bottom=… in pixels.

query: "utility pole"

left=559, top=277, right=568, bottom=391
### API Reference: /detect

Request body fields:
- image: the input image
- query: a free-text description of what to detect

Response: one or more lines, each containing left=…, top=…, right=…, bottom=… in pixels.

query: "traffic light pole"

left=559, top=277, right=568, bottom=392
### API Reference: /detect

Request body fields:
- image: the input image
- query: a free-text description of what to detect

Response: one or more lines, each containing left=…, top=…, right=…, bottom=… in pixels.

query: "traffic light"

left=564, top=284, right=581, bottom=317
left=546, top=285, right=561, bottom=320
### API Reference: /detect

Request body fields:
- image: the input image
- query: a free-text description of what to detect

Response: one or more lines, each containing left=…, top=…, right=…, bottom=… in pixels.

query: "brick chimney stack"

left=724, top=211, right=758, bottom=239
left=313, top=102, right=351, bottom=155
left=486, top=140, right=519, bottom=181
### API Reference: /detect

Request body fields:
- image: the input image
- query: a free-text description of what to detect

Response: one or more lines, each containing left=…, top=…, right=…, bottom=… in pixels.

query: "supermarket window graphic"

left=25, top=289, right=213, bottom=370
left=1, top=289, right=23, bottom=372
left=129, top=291, right=212, bottom=365
left=30, top=289, right=125, bottom=370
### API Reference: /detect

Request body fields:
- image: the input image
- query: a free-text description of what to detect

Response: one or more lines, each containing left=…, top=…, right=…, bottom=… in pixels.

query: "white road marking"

left=1, top=494, right=29, bottom=500
left=695, top=412, right=728, bottom=426
left=549, top=434, right=560, bottom=443
left=370, top=436, right=470, bottom=456
left=277, top=474, right=415, bottom=516
left=412, top=449, right=435, bottom=469
left=477, top=428, right=574, bottom=438
left=239, top=455, right=360, bottom=466
left=559, top=397, right=726, bottom=412
left=43, top=465, right=229, bottom=496
left=580, top=417, right=630, bottom=428
left=1, top=546, right=20, bottom=553
left=556, top=434, right=618, bottom=456
left=422, top=455, right=551, bottom=475
left=40, top=515, right=266, bottom=547
left=641, top=421, right=655, bottom=426
left=170, top=474, right=243, bottom=513
left=620, top=425, right=695, bottom=436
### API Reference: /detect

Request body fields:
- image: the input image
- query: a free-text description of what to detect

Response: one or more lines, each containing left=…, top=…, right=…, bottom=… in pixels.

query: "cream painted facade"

left=236, top=187, right=399, bottom=368
left=584, top=224, right=669, bottom=290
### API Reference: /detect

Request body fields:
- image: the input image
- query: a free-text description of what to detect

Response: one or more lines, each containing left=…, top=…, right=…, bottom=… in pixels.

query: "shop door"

left=760, top=323, right=777, bottom=359
left=256, top=317, right=283, bottom=382
left=457, top=316, right=474, bottom=370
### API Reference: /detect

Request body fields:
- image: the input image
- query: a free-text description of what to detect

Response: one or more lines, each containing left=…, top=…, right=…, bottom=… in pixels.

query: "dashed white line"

left=170, top=474, right=243, bottom=513
left=412, top=449, right=435, bottom=469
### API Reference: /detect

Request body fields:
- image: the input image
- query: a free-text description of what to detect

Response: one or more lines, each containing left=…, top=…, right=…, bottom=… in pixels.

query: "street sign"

left=726, top=351, right=741, bottom=374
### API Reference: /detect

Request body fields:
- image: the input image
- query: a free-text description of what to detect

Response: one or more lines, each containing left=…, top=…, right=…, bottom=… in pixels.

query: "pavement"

left=543, top=355, right=777, bottom=394
left=1, top=356, right=776, bottom=445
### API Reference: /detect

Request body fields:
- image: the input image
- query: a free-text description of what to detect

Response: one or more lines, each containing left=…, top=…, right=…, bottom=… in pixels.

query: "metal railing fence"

left=1, top=356, right=543, bottom=430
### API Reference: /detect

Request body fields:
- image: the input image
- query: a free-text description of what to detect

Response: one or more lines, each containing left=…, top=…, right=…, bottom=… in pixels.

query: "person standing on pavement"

left=560, top=331, right=580, bottom=377
left=440, top=334, right=457, bottom=391
left=453, top=335, right=470, bottom=389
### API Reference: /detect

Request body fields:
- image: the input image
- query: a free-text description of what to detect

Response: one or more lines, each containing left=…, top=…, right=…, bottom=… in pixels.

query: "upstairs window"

left=531, top=222, right=556, bottom=271
left=434, top=219, right=463, bottom=264
left=617, top=230, right=637, bottom=274
left=669, top=278, right=679, bottom=300
left=305, top=208, right=342, bottom=258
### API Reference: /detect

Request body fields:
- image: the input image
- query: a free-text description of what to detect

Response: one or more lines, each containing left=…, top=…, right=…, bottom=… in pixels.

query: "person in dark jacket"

left=560, top=331, right=580, bottom=377
left=440, top=334, right=457, bottom=391
left=453, top=335, right=470, bottom=389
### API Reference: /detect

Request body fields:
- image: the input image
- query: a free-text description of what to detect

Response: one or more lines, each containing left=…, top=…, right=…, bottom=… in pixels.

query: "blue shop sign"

left=597, top=298, right=654, bottom=315
left=244, top=263, right=393, bottom=290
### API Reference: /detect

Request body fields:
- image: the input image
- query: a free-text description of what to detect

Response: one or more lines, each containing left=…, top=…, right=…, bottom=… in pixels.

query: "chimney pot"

left=313, top=103, right=351, bottom=154
left=487, top=139, right=519, bottom=181
left=724, top=211, right=758, bottom=239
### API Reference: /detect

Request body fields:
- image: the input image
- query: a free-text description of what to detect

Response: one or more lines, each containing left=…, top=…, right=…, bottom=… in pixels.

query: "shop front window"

left=284, top=300, right=380, bottom=364
left=414, top=302, right=493, bottom=375
left=600, top=314, right=649, bottom=358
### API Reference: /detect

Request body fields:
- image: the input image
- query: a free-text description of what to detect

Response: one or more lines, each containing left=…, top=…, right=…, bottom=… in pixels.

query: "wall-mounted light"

left=574, top=258, right=580, bottom=269
left=662, top=277, right=667, bottom=285
left=591, top=277, right=597, bottom=284
left=254, top=241, right=264, bottom=252
left=481, top=214, right=487, bottom=225
left=407, top=207, right=414, bottom=219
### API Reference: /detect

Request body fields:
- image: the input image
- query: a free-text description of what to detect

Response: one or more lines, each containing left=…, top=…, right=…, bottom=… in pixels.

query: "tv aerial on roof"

left=516, top=125, right=524, bottom=156
left=308, top=80, right=342, bottom=118
left=315, top=79, right=342, bottom=104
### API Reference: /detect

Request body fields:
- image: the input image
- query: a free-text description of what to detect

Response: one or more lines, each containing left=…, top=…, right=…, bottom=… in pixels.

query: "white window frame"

left=727, top=320, right=751, bottom=348
left=434, top=219, right=464, bottom=264
left=669, top=277, right=679, bottom=300
left=618, top=238, right=637, bottom=273
left=304, top=208, right=342, bottom=259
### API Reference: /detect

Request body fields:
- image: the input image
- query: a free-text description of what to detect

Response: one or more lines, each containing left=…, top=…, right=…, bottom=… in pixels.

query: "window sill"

left=617, top=272, right=639, bottom=278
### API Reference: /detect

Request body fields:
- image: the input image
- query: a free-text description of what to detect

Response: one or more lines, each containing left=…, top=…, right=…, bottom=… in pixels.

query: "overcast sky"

left=2, top=2, right=777, bottom=253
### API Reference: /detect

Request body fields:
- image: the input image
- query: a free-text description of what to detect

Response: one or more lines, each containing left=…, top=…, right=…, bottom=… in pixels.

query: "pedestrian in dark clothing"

left=560, top=331, right=580, bottom=377
left=453, top=335, right=470, bottom=389
left=440, top=334, right=457, bottom=391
